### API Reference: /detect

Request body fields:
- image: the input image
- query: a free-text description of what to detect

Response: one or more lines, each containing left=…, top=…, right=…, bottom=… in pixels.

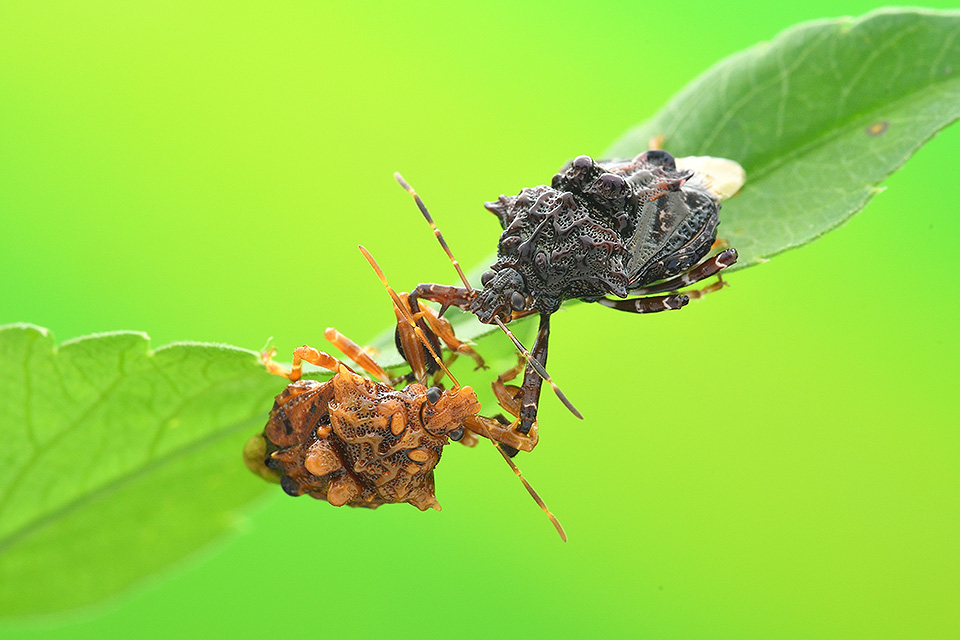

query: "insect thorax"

left=478, top=151, right=721, bottom=315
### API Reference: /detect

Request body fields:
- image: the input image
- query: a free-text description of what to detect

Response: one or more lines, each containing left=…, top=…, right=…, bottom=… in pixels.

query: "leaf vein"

left=0, top=413, right=266, bottom=556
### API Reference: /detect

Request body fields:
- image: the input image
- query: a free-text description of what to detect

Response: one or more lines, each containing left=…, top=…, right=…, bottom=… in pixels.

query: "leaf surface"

left=5, top=8, right=960, bottom=618
left=0, top=325, right=285, bottom=617
left=605, top=9, right=960, bottom=269
left=373, top=10, right=960, bottom=365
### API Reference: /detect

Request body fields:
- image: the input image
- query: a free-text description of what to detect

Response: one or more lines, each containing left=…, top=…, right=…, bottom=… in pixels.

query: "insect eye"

left=481, top=270, right=496, bottom=287
left=425, top=386, right=442, bottom=404
left=511, top=291, right=526, bottom=311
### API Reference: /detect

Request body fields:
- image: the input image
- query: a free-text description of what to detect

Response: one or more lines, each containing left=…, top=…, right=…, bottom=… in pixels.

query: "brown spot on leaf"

left=866, top=121, right=889, bottom=137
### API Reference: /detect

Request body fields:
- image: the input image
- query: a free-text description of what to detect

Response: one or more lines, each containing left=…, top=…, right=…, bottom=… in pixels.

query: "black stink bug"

left=395, top=149, right=745, bottom=450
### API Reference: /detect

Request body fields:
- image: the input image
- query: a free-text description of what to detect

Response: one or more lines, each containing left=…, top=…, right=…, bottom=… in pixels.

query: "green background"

left=1, top=1, right=958, bottom=638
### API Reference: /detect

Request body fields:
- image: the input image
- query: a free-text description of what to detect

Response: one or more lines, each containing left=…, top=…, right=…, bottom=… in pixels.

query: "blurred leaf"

left=606, top=8, right=960, bottom=269
left=0, top=324, right=285, bottom=617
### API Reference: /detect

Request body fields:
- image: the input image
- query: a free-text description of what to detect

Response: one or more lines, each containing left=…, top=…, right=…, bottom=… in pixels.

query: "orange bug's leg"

left=711, top=237, right=729, bottom=251
left=683, top=275, right=728, bottom=300
left=491, top=356, right=526, bottom=419
left=394, top=292, right=438, bottom=386
left=261, top=344, right=351, bottom=381
left=323, top=327, right=392, bottom=384
left=418, top=303, right=486, bottom=371
left=648, top=133, right=666, bottom=151
left=463, top=414, right=538, bottom=453
left=261, top=346, right=296, bottom=380
left=291, top=345, right=355, bottom=381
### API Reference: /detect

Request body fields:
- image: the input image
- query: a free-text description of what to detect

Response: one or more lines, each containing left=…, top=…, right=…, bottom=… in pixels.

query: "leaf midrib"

left=0, top=412, right=266, bottom=555
left=0, top=361, right=272, bottom=543
left=743, top=56, right=960, bottom=187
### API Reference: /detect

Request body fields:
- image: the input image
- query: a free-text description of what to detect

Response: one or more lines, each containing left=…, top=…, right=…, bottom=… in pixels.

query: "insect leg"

left=411, top=279, right=580, bottom=424
left=393, top=293, right=439, bottom=386
left=462, top=415, right=538, bottom=453
left=261, top=344, right=355, bottom=381
left=599, top=293, right=690, bottom=314
left=627, top=248, right=738, bottom=295
left=491, top=355, right=525, bottom=419
left=288, top=345, right=354, bottom=381
left=397, top=284, right=476, bottom=384
left=359, top=245, right=460, bottom=388
left=682, top=275, right=728, bottom=300
left=323, top=327, right=392, bottom=384
left=418, top=302, right=486, bottom=370
left=409, top=283, right=475, bottom=318
left=516, top=313, right=551, bottom=437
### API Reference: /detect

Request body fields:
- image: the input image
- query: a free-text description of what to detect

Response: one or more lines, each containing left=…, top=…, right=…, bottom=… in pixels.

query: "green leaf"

left=606, top=8, right=960, bottom=269
left=5, top=9, right=958, bottom=619
left=373, top=9, right=960, bottom=364
left=0, top=324, right=285, bottom=617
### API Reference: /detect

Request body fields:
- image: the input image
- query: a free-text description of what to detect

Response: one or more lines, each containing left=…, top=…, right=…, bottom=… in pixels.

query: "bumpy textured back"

left=257, top=375, right=451, bottom=511
left=481, top=151, right=721, bottom=313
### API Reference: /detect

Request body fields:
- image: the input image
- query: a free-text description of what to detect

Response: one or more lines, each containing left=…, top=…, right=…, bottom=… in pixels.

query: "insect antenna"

left=394, top=172, right=472, bottom=292
left=493, top=441, right=566, bottom=541
left=493, top=317, right=582, bottom=420
left=394, top=172, right=582, bottom=420
left=361, top=245, right=566, bottom=538
left=358, top=244, right=460, bottom=388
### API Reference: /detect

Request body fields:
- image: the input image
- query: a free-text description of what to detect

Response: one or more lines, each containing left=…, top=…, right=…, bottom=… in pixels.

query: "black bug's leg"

left=517, top=313, right=551, bottom=436
left=408, top=283, right=475, bottom=318
left=628, top=248, right=738, bottom=295
left=599, top=293, right=690, bottom=314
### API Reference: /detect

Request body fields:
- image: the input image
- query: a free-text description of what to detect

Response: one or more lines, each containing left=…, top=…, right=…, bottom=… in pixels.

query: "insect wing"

left=621, top=171, right=721, bottom=287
